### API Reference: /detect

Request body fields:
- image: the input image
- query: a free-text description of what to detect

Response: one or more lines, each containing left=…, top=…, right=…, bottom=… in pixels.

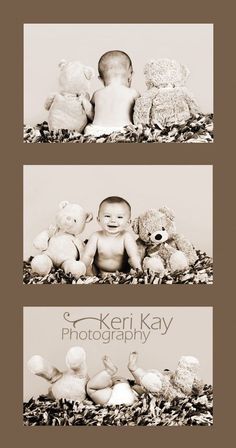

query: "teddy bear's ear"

left=132, top=217, right=139, bottom=234
left=59, top=200, right=69, bottom=209
left=86, top=212, right=93, bottom=223
left=180, top=63, right=190, bottom=82
left=84, top=66, right=95, bottom=80
left=159, top=206, right=175, bottom=220
left=58, top=59, right=67, bottom=70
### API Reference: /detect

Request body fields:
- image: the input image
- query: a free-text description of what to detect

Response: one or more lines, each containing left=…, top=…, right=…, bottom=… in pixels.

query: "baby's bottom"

left=84, top=124, right=125, bottom=137
left=87, top=370, right=114, bottom=405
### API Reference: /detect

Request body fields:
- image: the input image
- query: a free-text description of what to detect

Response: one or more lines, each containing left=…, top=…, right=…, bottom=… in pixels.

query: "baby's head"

left=98, top=50, right=133, bottom=86
left=97, top=196, right=131, bottom=234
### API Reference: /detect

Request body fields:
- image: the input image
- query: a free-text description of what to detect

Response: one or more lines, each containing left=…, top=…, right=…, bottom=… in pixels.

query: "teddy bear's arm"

left=73, top=237, right=85, bottom=258
left=80, top=233, right=98, bottom=274
left=44, top=93, right=57, bottom=111
left=183, top=88, right=200, bottom=115
left=33, top=230, right=51, bottom=251
left=133, top=95, right=153, bottom=125
left=124, top=233, right=142, bottom=270
left=81, top=95, right=94, bottom=121
left=174, top=233, right=198, bottom=265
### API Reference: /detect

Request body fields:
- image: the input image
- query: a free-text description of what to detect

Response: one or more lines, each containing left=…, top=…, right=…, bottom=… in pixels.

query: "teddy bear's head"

left=132, top=206, right=176, bottom=245
left=56, top=201, right=93, bottom=235
left=58, top=59, right=95, bottom=95
left=144, top=58, right=190, bottom=89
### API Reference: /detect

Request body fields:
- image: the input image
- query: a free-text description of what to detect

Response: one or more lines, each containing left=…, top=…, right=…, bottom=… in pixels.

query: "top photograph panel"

left=24, top=24, right=213, bottom=144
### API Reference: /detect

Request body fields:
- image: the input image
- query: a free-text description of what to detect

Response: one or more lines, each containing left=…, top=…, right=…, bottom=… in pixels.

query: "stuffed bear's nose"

left=155, top=233, right=162, bottom=240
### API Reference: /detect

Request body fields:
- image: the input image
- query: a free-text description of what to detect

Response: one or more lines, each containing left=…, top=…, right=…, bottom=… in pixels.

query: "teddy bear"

left=133, top=58, right=200, bottom=128
left=128, top=352, right=204, bottom=402
left=45, top=59, right=95, bottom=132
left=132, top=206, right=198, bottom=275
left=87, top=355, right=138, bottom=406
left=31, top=201, right=93, bottom=279
left=27, top=346, right=89, bottom=402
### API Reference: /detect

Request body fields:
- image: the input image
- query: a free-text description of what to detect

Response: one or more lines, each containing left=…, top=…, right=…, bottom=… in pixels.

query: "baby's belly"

left=94, top=253, right=128, bottom=273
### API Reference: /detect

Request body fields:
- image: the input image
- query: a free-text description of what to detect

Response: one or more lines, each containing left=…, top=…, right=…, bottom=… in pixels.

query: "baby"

left=84, top=50, right=139, bottom=137
left=81, top=196, right=142, bottom=276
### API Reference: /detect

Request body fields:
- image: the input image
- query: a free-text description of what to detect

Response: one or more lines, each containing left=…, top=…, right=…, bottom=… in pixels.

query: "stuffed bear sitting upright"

left=133, top=58, right=200, bottom=128
left=31, top=201, right=93, bottom=279
left=28, top=346, right=88, bottom=402
left=45, top=60, right=95, bottom=132
left=132, top=206, right=198, bottom=276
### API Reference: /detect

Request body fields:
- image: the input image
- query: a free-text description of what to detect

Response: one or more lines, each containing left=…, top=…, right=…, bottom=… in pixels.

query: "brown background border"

left=2, top=0, right=235, bottom=446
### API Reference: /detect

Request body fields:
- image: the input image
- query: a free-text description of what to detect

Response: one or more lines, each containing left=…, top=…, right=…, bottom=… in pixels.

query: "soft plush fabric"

left=24, top=113, right=213, bottom=143
left=23, top=249, right=213, bottom=284
left=23, top=384, right=213, bottom=426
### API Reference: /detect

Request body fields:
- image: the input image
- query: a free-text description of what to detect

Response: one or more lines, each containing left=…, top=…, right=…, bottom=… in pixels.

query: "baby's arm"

left=124, top=232, right=142, bottom=270
left=80, top=233, right=98, bottom=275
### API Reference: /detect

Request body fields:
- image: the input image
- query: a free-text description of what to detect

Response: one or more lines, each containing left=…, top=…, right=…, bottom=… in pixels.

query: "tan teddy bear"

left=132, top=206, right=198, bottom=275
left=45, top=60, right=94, bottom=132
left=133, top=58, right=200, bottom=127
left=128, top=352, right=204, bottom=402
left=28, top=346, right=88, bottom=402
left=31, top=201, right=93, bottom=279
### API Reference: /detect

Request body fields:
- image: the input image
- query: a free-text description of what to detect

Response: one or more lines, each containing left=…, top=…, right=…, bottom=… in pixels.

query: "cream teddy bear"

left=31, top=201, right=93, bottom=279
left=28, top=346, right=88, bottom=402
left=133, top=58, right=200, bottom=127
left=45, top=60, right=94, bottom=132
left=128, top=352, right=204, bottom=402
left=132, top=206, right=198, bottom=275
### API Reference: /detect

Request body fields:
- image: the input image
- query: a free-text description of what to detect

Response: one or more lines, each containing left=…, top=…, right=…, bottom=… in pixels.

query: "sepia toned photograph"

left=23, top=165, right=213, bottom=285
left=24, top=24, right=213, bottom=144
left=23, top=306, right=213, bottom=426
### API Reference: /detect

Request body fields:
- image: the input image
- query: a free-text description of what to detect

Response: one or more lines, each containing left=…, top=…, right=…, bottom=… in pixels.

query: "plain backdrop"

left=23, top=165, right=213, bottom=260
left=23, top=307, right=213, bottom=401
left=24, top=24, right=213, bottom=125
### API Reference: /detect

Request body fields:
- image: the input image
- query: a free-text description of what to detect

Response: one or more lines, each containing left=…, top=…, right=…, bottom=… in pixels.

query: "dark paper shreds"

left=23, top=385, right=213, bottom=426
left=24, top=114, right=213, bottom=144
left=23, top=250, right=213, bottom=284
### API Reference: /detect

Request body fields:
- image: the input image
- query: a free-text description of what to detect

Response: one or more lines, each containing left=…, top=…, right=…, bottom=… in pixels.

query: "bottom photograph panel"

left=23, top=307, right=213, bottom=426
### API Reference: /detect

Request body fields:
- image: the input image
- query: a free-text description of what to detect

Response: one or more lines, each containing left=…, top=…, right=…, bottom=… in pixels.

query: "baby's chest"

left=97, top=238, right=125, bottom=257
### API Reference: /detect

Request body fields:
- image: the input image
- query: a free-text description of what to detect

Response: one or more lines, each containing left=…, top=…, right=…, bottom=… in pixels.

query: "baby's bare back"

left=93, top=85, right=139, bottom=127
left=94, top=232, right=129, bottom=273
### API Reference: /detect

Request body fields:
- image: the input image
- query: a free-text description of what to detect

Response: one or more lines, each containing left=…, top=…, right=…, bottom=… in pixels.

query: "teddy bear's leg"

left=27, top=355, right=62, bottom=382
left=65, top=346, right=87, bottom=377
left=31, top=254, right=53, bottom=276
left=142, top=256, right=165, bottom=275
left=169, top=251, right=189, bottom=272
left=172, top=356, right=200, bottom=396
left=62, top=259, right=86, bottom=279
left=87, top=356, right=118, bottom=405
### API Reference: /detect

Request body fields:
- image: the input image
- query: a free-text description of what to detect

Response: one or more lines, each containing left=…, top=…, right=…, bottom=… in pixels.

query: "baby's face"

left=98, top=202, right=131, bottom=234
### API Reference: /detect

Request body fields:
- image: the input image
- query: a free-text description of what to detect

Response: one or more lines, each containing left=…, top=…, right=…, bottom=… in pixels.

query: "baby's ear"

left=86, top=212, right=93, bottom=223
left=84, top=66, right=95, bottom=80
left=59, top=200, right=69, bottom=209
left=132, top=217, right=140, bottom=234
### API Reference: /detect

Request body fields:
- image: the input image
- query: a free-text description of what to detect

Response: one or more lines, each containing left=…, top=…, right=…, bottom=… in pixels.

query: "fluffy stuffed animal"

left=133, top=58, right=200, bottom=127
left=128, top=352, right=204, bottom=402
left=132, top=206, right=198, bottom=275
left=28, top=346, right=88, bottom=402
left=31, top=201, right=93, bottom=279
left=45, top=60, right=94, bottom=132
left=87, top=355, right=137, bottom=406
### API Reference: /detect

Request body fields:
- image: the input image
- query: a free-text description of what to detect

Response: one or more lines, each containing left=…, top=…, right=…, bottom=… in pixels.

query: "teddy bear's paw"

left=169, top=251, right=189, bottom=272
left=31, top=254, right=53, bottom=276
left=63, top=260, right=86, bottom=279
left=143, top=257, right=165, bottom=275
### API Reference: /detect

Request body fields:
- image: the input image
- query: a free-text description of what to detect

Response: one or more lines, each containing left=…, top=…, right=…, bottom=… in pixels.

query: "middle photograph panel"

left=23, top=165, right=213, bottom=285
